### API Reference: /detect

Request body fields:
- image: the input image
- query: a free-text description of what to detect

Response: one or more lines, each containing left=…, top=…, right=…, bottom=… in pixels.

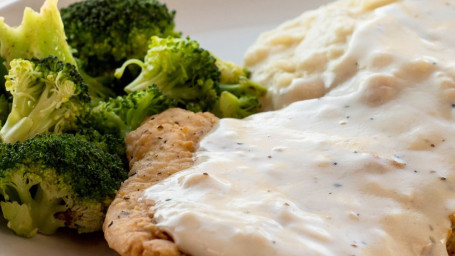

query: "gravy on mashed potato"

left=143, top=0, right=455, bottom=255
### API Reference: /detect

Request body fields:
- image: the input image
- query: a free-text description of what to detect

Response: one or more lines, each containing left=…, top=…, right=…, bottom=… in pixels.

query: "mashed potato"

left=244, top=0, right=436, bottom=110
left=138, top=0, right=455, bottom=255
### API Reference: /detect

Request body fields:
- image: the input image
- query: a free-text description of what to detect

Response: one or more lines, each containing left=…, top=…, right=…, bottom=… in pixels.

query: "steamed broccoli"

left=214, top=56, right=250, bottom=85
left=76, top=62, right=117, bottom=101
left=116, top=36, right=266, bottom=118
left=215, top=78, right=267, bottom=118
left=213, top=57, right=267, bottom=118
left=61, top=0, right=181, bottom=95
left=116, top=36, right=220, bottom=112
left=0, top=56, right=90, bottom=144
left=75, top=128, right=127, bottom=163
left=0, top=133, right=127, bottom=237
left=0, top=0, right=114, bottom=102
left=0, top=56, right=8, bottom=95
left=84, top=85, right=176, bottom=138
left=0, top=0, right=76, bottom=67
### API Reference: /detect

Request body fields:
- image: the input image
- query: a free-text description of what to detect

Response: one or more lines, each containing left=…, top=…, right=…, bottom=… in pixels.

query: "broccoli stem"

left=0, top=117, right=33, bottom=144
left=115, top=59, right=153, bottom=93
left=1, top=202, right=36, bottom=237
left=0, top=171, right=67, bottom=237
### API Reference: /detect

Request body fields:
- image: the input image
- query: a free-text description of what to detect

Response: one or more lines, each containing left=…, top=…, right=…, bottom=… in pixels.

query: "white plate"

left=0, top=0, right=333, bottom=255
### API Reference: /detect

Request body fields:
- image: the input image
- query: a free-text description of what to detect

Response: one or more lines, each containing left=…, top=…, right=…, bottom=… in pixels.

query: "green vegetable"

left=75, top=62, right=117, bottom=101
left=116, top=36, right=267, bottom=118
left=75, top=128, right=127, bottom=163
left=61, top=0, right=181, bottom=95
left=214, top=56, right=250, bottom=85
left=0, top=56, right=89, bottom=143
left=214, top=78, right=267, bottom=119
left=0, top=133, right=127, bottom=237
left=116, top=36, right=221, bottom=112
left=0, top=0, right=115, bottom=102
left=0, top=0, right=76, bottom=67
left=85, top=85, right=176, bottom=138
left=213, top=56, right=267, bottom=118
left=0, top=56, right=9, bottom=95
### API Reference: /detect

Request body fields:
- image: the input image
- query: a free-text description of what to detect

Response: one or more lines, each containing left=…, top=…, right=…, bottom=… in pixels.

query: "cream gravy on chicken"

left=144, top=0, right=455, bottom=255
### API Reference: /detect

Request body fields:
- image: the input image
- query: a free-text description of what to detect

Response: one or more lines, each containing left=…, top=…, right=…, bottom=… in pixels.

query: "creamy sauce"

left=144, top=0, right=455, bottom=255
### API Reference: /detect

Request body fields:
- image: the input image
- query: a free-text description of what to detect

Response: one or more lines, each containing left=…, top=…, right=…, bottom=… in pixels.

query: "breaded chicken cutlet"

left=101, top=108, right=455, bottom=256
left=103, top=108, right=218, bottom=256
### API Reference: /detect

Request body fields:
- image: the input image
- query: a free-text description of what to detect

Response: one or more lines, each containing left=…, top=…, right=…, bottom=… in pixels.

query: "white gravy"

left=144, top=0, right=455, bottom=255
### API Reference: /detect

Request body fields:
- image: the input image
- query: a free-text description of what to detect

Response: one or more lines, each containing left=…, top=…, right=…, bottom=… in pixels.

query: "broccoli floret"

left=61, top=0, right=181, bottom=95
left=0, top=0, right=76, bottom=67
left=74, top=128, right=127, bottom=168
left=214, top=78, right=267, bottom=118
left=84, top=85, right=176, bottom=138
left=0, top=0, right=113, bottom=102
left=211, top=56, right=267, bottom=118
left=116, top=36, right=267, bottom=118
left=116, top=36, right=220, bottom=112
left=213, top=55, right=250, bottom=85
left=0, top=133, right=127, bottom=237
left=0, top=56, right=90, bottom=144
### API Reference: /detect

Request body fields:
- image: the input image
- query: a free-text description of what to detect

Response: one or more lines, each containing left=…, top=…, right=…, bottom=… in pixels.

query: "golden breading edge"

left=103, top=108, right=218, bottom=256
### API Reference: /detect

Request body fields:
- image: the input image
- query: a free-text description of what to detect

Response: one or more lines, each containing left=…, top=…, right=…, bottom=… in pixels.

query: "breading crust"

left=103, top=108, right=218, bottom=256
